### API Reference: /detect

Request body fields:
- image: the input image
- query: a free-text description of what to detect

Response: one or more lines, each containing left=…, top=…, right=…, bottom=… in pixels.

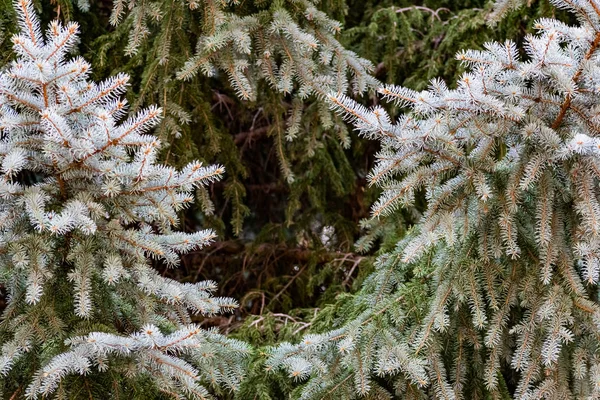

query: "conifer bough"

left=98, top=0, right=378, bottom=229
left=268, top=0, right=600, bottom=398
left=0, top=1, right=248, bottom=398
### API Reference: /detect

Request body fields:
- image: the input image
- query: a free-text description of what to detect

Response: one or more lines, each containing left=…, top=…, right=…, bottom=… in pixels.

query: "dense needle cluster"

left=267, top=0, right=600, bottom=398
left=5, top=0, right=600, bottom=399
left=0, top=1, right=248, bottom=398
left=101, top=0, right=377, bottom=188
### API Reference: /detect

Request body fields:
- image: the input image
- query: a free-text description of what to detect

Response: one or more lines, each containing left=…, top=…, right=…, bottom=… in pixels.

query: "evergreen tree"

left=343, top=0, right=561, bottom=89
left=1, top=0, right=590, bottom=398
left=91, top=0, right=377, bottom=233
left=267, top=0, right=600, bottom=398
left=0, top=1, right=248, bottom=398
left=76, top=0, right=381, bottom=320
left=0, top=1, right=558, bottom=342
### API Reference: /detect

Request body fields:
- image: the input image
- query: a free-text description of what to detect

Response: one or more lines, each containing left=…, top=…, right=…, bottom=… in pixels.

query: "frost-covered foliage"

left=0, top=1, right=248, bottom=397
left=267, top=0, right=600, bottom=398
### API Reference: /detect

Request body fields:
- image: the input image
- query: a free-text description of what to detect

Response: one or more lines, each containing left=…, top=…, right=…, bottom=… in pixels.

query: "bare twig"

left=234, top=126, right=269, bottom=145
left=342, top=256, right=363, bottom=287
left=395, top=6, right=451, bottom=21
left=268, top=264, right=308, bottom=307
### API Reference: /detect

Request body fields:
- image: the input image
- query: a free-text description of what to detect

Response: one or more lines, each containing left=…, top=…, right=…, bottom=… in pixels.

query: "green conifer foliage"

left=88, top=0, right=377, bottom=236
left=57, top=0, right=382, bottom=321
left=0, top=1, right=558, bottom=338
left=267, top=0, right=600, bottom=398
left=343, top=0, right=560, bottom=89
left=0, top=0, right=586, bottom=398
left=0, top=1, right=248, bottom=397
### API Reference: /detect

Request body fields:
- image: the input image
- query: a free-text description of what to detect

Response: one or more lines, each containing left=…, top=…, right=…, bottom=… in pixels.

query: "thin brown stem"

left=552, top=31, right=600, bottom=129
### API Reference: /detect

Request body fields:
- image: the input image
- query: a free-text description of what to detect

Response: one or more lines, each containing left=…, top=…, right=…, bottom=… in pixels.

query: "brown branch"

left=268, top=264, right=308, bottom=307
left=552, top=31, right=600, bottom=129
left=187, top=241, right=363, bottom=265
left=234, top=126, right=269, bottom=145
left=395, top=6, right=451, bottom=21
left=9, top=386, right=21, bottom=400
left=342, top=256, right=364, bottom=287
